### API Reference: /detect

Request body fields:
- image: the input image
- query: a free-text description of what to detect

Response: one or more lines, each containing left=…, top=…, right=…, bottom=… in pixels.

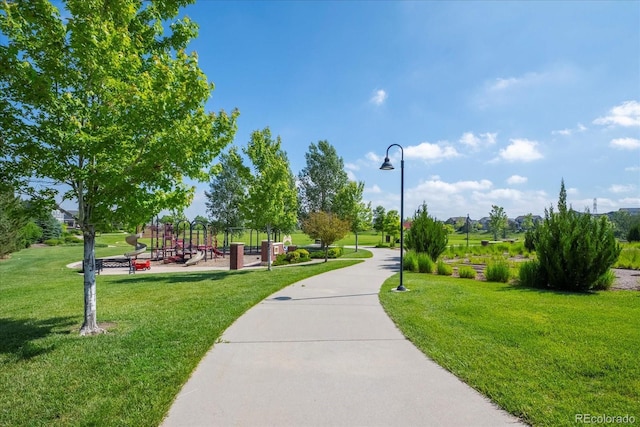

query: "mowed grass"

left=379, top=274, right=640, bottom=427
left=0, top=243, right=360, bottom=426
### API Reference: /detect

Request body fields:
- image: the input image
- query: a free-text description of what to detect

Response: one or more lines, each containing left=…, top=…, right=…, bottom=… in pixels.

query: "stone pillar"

left=230, top=243, right=244, bottom=270
left=261, top=241, right=284, bottom=262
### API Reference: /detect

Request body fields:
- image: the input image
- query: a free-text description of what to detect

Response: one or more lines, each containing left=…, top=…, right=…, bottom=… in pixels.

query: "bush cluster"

left=273, top=249, right=311, bottom=266
left=309, top=247, right=343, bottom=259
left=485, top=259, right=511, bottom=283
left=436, top=260, right=453, bottom=276
left=417, top=252, right=434, bottom=273
left=521, top=181, right=621, bottom=292
left=535, top=209, right=620, bottom=292
left=457, top=266, right=476, bottom=279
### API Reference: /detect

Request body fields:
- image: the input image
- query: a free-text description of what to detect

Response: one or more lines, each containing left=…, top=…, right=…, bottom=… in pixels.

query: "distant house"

left=514, top=215, right=543, bottom=231
left=53, top=209, right=78, bottom=228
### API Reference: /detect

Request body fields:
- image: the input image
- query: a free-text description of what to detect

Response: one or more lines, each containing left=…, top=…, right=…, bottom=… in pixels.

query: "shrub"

left=593, top=269, right=616, bottom=291
left=485, top=259, right=510, bottom=283
left=404, top=202, right=448, bottom=262
left=518, top=260, right=546, bottom=288
left=327, top=247, right=343, bottom=258
left=286, top=250, right=300, bottom=263
left=64, top=235, right=82, bottom=244
left=417, top=252, right=434, bottom=273
left=310, top=247, right=342, bottom=259
left=44, top=238, right=63, bottom=246
left=458, top=265, right=476, bottom=279
left=536, top=181, right=621, bottom=291
left=436, top=260, right=453, bottom=276
left=273, top=253, right=289, bottom=266
left=95, top=243, right=108, bottom=248
left=404, top=250, right=419, bottom=272
left=296, top=248, right=310, bottom=259
left=614, top=246, right=640, bottom=269
left=524, top=227, right=538, bottom=252
left=628, top=224, right=640, bottom=242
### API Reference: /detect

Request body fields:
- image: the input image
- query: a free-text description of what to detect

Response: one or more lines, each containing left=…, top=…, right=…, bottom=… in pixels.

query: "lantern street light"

left=380, top=144, right=406, bottom=292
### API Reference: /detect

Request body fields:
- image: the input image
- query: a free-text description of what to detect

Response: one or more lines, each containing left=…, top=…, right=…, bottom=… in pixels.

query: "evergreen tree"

left=535, top=181, right=621, bottom=291
left=297, top=140, right=348, bottom=217
left=404, top=202, right=448, bottom=262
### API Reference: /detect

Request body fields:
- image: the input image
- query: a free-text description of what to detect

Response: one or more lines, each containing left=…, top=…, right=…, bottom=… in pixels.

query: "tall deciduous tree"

left=297, top=140, right=348, bottom=217
left=205, top=147, right=249, bottom=233
left=242, top=128, right=298, bottom=270
left=384, top=209, right=400, bottom=247
left=332, top=181, right=372, bottom=252
left=0, top=184, right=28, bottom=258
left=489, top=205, right=508, bottom=240
left=301, top=211, right=350, bottom=262
left=0, top=0, right=238, bottom=335
left=372, top=205, right=386, bottom=242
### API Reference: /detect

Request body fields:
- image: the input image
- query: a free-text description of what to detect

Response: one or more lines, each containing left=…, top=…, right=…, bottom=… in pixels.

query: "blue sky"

left=180, top=0, right=639, bottom=221
left=43, top=1, right=636, bottom=221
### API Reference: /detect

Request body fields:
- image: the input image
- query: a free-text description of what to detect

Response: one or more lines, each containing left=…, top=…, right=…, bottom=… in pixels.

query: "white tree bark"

left=79, top=225, right=104, bottom=335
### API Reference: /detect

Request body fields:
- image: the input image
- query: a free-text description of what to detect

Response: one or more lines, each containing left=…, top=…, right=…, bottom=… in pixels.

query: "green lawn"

left=0, top=243, right=360, bottom=426
left=379, top=274, right=640, bottom=426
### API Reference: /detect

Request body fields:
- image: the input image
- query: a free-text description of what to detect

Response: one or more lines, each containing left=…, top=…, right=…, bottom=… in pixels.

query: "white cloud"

left=345, top=162, right=360, bottom=171
left=551, top=123, right=588, bottom=136
left=370, top=89, right=387, bottom=106
left=610, top=138, right=640, bottom=150
left=365, top=151, right=383, bottom=163
left=620, top=197, right=640, bottom=206
left=480, top=188, right=524, bottom=200
left=411, top=178, right=493, bottom=194
left=609, top=184, right=636, bottom=194
left=507, top=175, right=527, bottom=185
left=366, top=184, right=382, bottom=194
left=404, top=141, right=459, bottom=162
left=497, top=139, right=543, bottom=162
left=594, top=100, right=640, bottom=127
left=346, top=170, right=356, bottom=181
left=625, top=166, right=640, bottom=172
left=567, top=187, right=579, bottom=195
left=489, top=77, right=522, bottom=91
left=459, top=132, right=497, bottom=149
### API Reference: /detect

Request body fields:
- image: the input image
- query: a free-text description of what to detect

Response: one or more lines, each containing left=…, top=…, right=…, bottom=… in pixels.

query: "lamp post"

left=380, top=144, right=406, bottom=292
left=466, top=214, right=470, bottom=248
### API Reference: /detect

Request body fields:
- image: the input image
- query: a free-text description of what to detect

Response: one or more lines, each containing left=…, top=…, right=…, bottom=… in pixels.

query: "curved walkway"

left=161, top=248, right=523, bottom=426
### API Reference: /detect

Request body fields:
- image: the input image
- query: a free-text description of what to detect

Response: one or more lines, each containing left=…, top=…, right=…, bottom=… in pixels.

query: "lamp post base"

left=392, top=286, right=409, bottom=292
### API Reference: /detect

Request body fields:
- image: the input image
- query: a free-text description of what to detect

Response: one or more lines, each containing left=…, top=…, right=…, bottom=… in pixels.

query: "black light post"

left=380, top=144, right=406, bottom=292
left=466, top=214, right=470, bottom=248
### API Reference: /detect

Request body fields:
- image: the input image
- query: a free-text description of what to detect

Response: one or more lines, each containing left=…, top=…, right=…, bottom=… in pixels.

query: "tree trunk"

left=266, top=224, right=272, bottom=271
left=355, top=232, right=359, bottom=252
left=79, top=225, right=104, bottom=335
left=323, top=242, right=328, bottom=263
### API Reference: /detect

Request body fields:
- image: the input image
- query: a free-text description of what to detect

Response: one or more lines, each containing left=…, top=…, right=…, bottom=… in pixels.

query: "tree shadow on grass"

left=0, top=316, right=76, bottom=361
left=498, top=284, right=598, bottom=296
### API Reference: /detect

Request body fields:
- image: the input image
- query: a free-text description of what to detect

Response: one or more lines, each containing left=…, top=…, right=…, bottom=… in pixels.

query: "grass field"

left=0, top=241, right=360, bottom=426
left=379, top=274, right=640, bottom=426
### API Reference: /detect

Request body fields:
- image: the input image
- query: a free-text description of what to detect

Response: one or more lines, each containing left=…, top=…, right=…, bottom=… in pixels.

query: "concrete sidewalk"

left=161, top=248, right=524, bottom=426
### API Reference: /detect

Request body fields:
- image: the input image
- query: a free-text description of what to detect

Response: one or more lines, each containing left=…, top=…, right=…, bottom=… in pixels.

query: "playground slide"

left=184, top=251, right=205, bottom=266
left=125, top=234, right=147, bottom=258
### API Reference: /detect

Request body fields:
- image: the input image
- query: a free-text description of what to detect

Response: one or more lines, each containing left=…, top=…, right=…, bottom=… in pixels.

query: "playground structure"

left=125, top=233, right=150, bottom=272
left=145, top=217, right=283, bottom=264
left=146, top=217, right=223, bottom=264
